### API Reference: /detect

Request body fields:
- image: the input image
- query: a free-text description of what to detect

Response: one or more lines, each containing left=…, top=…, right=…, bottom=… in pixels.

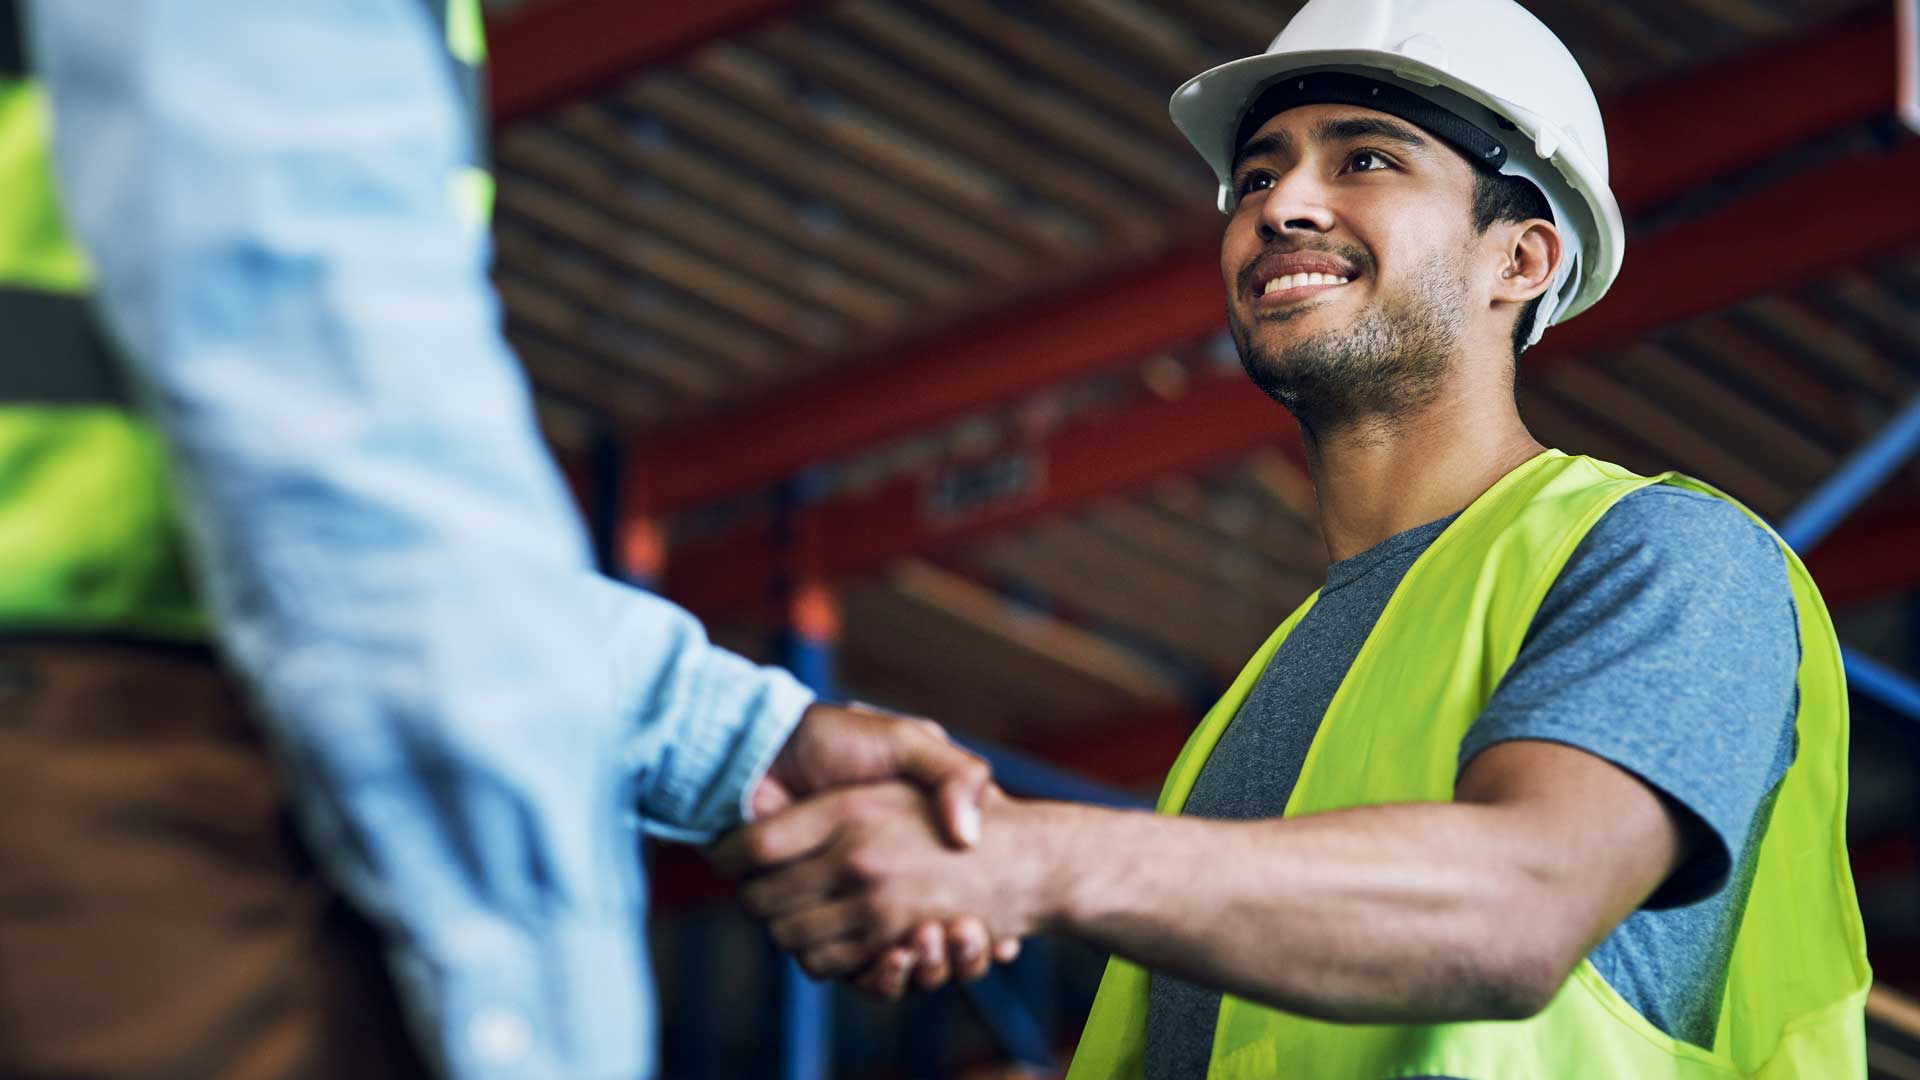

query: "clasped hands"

left=716, top=703, right=1048, bottom=998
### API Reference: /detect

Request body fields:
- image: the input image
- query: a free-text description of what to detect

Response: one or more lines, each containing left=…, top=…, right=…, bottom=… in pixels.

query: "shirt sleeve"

left=1458, top=485, right=1800, bottom=910
left=28, top=3, right=810, bottom=1075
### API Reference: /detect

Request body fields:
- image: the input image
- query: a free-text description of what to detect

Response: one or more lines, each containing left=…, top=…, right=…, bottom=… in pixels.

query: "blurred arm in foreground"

left=29, top=2, right=991, bottom=1074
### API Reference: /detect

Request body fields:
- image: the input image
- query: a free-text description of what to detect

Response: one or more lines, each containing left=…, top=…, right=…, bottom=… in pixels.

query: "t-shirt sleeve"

left=1458, top=485, right=1801, bottom=909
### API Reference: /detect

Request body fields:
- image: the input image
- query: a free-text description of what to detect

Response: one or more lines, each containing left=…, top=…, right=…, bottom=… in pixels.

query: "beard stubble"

left=1230, top=246, right=1470, bottom=442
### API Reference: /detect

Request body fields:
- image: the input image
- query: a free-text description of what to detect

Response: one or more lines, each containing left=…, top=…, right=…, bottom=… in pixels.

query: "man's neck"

left=1303, top=389, right=1545, bottom=564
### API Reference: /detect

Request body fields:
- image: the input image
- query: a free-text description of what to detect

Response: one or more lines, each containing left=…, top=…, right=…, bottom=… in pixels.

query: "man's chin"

left=1245, top=308, right=1344, bottom=348
left=1246, top=293, right=1349, bottom=329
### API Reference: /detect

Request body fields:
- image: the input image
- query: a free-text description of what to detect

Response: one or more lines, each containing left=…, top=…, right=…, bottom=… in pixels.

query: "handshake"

left=714, top=702, right=1060, bottom=999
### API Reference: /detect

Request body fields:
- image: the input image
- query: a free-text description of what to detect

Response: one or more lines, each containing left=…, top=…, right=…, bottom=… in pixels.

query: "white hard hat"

left=1170, top=0, right=1625, bottom=348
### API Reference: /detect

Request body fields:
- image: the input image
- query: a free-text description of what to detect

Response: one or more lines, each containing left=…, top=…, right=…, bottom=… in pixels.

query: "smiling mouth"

left=1256, top=272, right=1354, bottom=306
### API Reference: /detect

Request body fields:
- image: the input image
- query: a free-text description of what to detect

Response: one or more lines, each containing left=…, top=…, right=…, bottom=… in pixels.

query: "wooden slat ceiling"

left=491, top=0, right=1914, bottom=744
left=499, top=0, right=1867, bottom=438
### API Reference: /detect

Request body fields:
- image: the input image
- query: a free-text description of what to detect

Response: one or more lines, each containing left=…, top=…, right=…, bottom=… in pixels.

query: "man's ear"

left=1491, top=218, right=1561, bottom=306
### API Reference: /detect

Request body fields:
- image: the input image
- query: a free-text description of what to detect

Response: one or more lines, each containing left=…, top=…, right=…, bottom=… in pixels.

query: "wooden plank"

left=838, top=584, right=1112, bottom=741
left=1153, top=0, right=1296, bottom=53
left=495, top=180, right=836, bottom=358
left=513, top=336, right=663, bottom=424
left=494, top=226, right=786, bottom=380
left=1607, top=342, right=1838, bottom=492
left=495, top=274, right=725, bottom=397
left=1047, top=516, right=1289, bottom=639
left=1738, top=296, right=1915, bottom=403
left=1545, top=363, right=1797, bottom=515
left=965, top=529, right=1260, bottom=675
left=921, top=0, right=1177, bottom=135
left=500, top=129, right=910, bottom=330
left=1516, top=383, right=1676, bottom=480
left=882, top=559, right=1187, bottom=706
left=1143, top=473, right=1325, bottom=581
left=1053, top=0, right=1218, bottom=83
left=1667, top=316, right=1860, bottom=450
left=552, top=104, right=968, bottom=302
left=1145, top=459, right=1327, bottom=575
left=1818, top=271, right=1920, bottom=376
left=1087, top=502, right=1319, bottom=607
left=687, top=46, right=1081, bottom=258
left=753, top=24, right=1171, bottom=253
left=628, top=75, right=1038, bottom=282
left=832, top=0, right=1206, bottom=204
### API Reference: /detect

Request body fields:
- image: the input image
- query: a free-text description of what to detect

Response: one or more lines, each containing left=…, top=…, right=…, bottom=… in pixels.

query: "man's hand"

left=756, top=703, right=990, bottom=847
left=717, top=782, right=1054, bottom=988
left=749, top=704, right=1019, bottom=994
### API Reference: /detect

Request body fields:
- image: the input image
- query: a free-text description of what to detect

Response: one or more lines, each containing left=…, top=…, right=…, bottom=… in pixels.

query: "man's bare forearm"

left=1010, top=796, right=1617, bottom=1023
left=727, top=744, right=1678, bottom=1016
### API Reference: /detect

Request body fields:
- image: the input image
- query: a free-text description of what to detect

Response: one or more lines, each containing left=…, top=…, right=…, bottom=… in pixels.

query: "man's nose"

left=1256, top=170, right=1336, bottom=241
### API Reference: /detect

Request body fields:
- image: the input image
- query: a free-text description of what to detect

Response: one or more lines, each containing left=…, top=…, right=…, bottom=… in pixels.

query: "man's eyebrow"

left=1231, top=131, right=1292, bottom=174
left=1232, top=116, right=1433, bottom=174
left=1311, top=115, right=1431, bottom=153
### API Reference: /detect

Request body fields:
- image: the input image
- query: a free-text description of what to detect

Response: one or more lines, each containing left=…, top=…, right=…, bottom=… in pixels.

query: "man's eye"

left=1235, top=172, right=1275, bottom=197
left=1346, top=150, right=1392, bottom=173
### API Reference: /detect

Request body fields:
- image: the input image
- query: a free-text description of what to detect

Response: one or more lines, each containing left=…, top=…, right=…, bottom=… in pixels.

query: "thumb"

left=895, top=730, right=989, bottom=848
left=750, top=775, right=795, bottom=820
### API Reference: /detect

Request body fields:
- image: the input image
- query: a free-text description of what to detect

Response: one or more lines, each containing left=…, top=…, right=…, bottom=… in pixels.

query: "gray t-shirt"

left=1143, top=485, right=1801, bottom=1080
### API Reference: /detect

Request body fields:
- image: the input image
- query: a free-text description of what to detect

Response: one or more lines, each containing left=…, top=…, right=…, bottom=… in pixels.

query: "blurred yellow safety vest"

left=1066, top=451, right=1869, bottom=1079
left=0, top=0, right=491, bottom=640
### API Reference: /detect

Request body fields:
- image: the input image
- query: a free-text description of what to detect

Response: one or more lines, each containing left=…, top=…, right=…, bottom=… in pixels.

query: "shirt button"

left=468, top=1006, right=533, bottom=1065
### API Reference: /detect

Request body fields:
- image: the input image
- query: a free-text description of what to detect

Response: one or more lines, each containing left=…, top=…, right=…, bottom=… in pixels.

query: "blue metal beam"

left=775, top=477, right=835, bottom=1080
left=1770, top=392, right=1920, bottom=727
left=1844, top=648, right=1920, bottom=726
left=776, top=957, right=830, bottom=1080
left=962, top=972, right=1058, bottom=1070
left=1779, top=393, right=1920, bottom=553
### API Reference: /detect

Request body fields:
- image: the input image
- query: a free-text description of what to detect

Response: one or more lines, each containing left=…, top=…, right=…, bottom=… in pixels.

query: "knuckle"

left=851, top=893, right=888, bottom=934
left=840, top=787, right=881, bottom=822
left=768, top=917, right=797, bottom=951
left=950, top=920, right=985, bottom=951
left=844, top=846, right=889, bottom=885
left=744, top=827, right=783, bottom=865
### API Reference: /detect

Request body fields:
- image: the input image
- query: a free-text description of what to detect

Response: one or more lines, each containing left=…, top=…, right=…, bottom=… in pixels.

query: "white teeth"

left=1262, top=273, right=1351, bottom=295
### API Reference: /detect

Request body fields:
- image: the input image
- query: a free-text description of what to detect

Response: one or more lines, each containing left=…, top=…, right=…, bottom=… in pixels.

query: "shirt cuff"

left=389, top=914, right=657, bottom=1079
left=637, top=647, right=813, bottom=845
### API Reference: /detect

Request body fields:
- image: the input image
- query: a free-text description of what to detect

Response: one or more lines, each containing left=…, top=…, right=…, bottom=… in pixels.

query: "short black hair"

left=1469, top=170, right=1553, bottom=359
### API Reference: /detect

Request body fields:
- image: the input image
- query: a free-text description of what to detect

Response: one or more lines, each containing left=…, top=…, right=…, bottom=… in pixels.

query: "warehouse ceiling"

left=483, top=0, right=1920, bottom=756
left=495, top=0, right=1871, bottom=433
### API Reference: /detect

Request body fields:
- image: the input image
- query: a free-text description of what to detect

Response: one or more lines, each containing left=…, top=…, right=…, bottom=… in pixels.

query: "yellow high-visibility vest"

left=1067, top=450, right=1869, bottom=1078
left=0, top=0, right=490, bottom=640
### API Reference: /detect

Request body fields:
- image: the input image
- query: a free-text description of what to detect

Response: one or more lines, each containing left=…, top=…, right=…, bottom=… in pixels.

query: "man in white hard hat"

left=724, top=1, right=1869, bottom=1075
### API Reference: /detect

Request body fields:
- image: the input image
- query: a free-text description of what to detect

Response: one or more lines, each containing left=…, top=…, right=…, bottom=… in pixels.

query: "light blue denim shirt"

left=29, top=3, right=814, bottom=1076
